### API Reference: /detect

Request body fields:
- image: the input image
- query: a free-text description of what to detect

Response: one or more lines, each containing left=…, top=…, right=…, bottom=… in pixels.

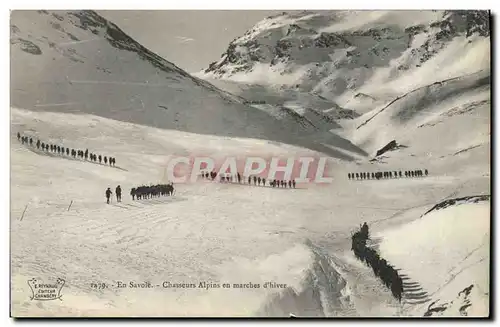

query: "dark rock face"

left=375, top=140, right=398, bottom=157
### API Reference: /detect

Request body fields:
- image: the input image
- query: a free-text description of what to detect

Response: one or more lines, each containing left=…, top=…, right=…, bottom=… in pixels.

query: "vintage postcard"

left=10, top=9, right=491, bottom=317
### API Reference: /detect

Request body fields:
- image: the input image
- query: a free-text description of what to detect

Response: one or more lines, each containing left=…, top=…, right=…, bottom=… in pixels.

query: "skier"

left=105, top=187, right=112, bottom=204
left=115, top=185, right=122, bottom=203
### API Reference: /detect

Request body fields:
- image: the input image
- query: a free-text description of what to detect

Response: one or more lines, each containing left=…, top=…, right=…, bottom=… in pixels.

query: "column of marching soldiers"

left=17, top=132, right=116, bottom=166
left=105, top=184, right=175, bottom=204
left=199, top=170, right=297, bottom=188
left=351, top=222, right=403, bottom=302
left=348, top=169, right=428, bottom=180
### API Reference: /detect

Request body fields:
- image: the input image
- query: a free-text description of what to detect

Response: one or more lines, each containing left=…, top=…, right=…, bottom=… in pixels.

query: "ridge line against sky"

left=97, top=10, right=294, bottom=73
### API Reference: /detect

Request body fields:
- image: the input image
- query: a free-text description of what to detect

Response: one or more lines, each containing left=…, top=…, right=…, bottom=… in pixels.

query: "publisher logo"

left=27, top=278, right=65, bottom=301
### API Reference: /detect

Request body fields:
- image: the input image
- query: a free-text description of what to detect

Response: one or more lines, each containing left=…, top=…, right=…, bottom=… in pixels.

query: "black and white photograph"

left=9, top=7, right=491, bottom=318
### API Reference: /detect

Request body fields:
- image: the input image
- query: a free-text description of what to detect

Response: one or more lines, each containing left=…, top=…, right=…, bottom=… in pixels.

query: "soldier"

left=105, top=187, right=112, bottom=204
left=36, top=139, right=41, bottom=149
left=115, top=185, right=122, bottom=202
left=17, top=132, right=21, bottom=141
left=98, top=155, right=102, bottom=163
left=66, top=148, right=69, bottom=156
left=292, top=180, right=296, bottom=188
left=29, top=138, right=33, bottom=146
left=425, top=169, right=428, bottom=176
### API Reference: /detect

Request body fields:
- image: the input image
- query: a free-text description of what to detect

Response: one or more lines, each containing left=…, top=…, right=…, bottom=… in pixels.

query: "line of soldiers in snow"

left=351, top=223, right=403, bottom=302
left=17, top=132, right=116, bottom=166
left=130, top=183, right=175, bottom=200
left=348, top=169, right=428, bottom=180
left=200, top=171, right=296, bottom=188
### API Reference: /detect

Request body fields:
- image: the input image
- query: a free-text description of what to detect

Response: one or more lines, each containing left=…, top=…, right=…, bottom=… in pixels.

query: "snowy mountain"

left=10, top=10, right=364, bottom=160
left=199, top=10, right=489, bottom=100
left=10, top=10, right=490, bottom=317
left=197, top=10, right=490, bottom=160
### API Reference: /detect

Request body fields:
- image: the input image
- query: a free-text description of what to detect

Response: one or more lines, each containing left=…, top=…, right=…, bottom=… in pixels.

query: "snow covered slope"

left=10, top=10, right=364, bottom=160
left=10, top=106, right=490, bottom=317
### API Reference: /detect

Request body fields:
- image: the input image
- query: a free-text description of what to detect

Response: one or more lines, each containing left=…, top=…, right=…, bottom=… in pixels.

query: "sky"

left=97, top=10, right=286, bottom=73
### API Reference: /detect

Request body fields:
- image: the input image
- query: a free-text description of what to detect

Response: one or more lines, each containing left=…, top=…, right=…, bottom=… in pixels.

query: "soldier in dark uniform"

left=115, top=185, right=122, bottom=202
left=105, top=187, right=112, bottom=204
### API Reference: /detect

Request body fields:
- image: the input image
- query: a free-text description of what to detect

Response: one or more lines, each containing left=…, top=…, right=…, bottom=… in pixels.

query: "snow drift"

left=197, top=10, right=490, bottom=162
left=377, top=196, right=490, bottom=317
